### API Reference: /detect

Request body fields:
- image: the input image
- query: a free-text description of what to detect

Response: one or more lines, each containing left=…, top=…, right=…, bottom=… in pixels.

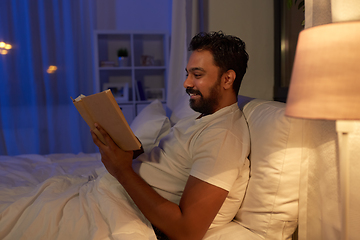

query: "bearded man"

left=92, top=31, right=250, bottom=240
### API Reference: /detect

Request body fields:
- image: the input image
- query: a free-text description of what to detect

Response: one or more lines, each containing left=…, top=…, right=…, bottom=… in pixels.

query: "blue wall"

left=96, top=0, right=172, bottom=33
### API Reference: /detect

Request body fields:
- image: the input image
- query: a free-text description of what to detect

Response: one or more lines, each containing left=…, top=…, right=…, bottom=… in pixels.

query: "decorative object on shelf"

left=117, top=48, right=129, bottom=67
left=141, top=55, right=155, bottom=66
left=145, top=88, right=165, bottom=101
left=100, top=61, right=116, bottom=67
left=135, top=81, right=146, bottom=101
left=103, top=82, right=129, bottom=102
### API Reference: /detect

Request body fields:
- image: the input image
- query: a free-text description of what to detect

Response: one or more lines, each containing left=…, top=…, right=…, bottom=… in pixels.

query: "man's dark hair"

left=188, top=31, right=249, bottom=94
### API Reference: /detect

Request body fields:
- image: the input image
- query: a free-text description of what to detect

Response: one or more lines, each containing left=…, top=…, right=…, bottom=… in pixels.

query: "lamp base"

left=336, top=120, right=356, bottom=240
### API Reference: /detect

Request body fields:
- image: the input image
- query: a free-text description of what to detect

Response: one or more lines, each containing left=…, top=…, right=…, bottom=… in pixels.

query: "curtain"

left=166, top=0, right=189, bottom=111
left=0, top=0, right=97, bottom=155
left=305, top=0, right=360, bottom=29
left=166, top=0, right=203, bottom=111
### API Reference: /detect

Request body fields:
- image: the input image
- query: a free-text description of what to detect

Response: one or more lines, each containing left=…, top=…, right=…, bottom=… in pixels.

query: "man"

left=91, top=31, right=250, bottom=240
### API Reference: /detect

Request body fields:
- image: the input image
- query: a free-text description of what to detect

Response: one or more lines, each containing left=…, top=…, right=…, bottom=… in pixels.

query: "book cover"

left=72, top=90, right=141, bottom=151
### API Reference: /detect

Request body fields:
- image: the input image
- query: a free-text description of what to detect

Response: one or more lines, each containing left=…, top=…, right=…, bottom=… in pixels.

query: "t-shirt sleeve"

left=189, top=128, right=247, bottom=191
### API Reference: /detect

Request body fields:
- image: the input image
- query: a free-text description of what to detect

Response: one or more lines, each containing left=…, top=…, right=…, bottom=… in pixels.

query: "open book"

left=72, top=90, right=141, bottom=151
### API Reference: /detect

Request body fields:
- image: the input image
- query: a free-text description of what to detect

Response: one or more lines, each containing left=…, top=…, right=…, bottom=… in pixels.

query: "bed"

left=0, top=95, right=302, bottom=240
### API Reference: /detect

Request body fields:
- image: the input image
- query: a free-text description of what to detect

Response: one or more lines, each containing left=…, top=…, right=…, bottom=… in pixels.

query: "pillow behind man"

left=130, top=100, right=171, bottom=154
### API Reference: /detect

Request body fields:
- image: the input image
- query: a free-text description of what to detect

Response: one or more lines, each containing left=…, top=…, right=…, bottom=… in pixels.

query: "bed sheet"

left=0, top=153, right=157, bottom=240
left=0, top=153, right=103, bottom=188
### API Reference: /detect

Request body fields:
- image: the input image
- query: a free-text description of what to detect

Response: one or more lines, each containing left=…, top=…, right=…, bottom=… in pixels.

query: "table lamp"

left=285, top=21, right=360, bottom=240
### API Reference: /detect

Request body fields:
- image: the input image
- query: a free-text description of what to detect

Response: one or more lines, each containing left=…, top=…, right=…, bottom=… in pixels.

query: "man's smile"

left=186, top=88, right=202, bottom=99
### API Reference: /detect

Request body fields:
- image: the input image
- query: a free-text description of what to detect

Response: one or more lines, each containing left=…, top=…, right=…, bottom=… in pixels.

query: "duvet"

left=0, top=153, right=157, bottom=240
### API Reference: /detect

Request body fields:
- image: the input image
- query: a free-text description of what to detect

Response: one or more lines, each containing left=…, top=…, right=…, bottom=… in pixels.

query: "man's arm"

left=91, top=123, right=228, bottom=240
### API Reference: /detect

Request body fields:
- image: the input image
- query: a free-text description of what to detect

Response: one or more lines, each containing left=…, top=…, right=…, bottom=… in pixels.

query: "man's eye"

left=194, top=74, right=201, bottom=78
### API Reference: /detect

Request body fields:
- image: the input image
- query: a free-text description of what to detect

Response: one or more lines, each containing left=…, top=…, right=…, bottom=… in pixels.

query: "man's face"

left=184, top=50, right=223, bottom=115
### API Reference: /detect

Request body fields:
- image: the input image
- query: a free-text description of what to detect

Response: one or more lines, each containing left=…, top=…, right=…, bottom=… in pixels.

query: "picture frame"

left=145, top=88, right=165, bottom=101
left=103, top=82, right=129, bottom=102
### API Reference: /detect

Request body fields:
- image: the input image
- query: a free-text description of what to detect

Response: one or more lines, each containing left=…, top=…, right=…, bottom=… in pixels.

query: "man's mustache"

left=186, top=87, right=202, bottom=96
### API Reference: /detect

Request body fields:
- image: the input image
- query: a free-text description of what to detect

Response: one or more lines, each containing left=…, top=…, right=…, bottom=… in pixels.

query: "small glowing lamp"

left=47, top=65, right=58, bottom=74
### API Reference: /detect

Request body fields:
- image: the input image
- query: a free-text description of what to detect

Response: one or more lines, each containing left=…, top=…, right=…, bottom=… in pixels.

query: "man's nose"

left=183, top=74, right=193, bottom=89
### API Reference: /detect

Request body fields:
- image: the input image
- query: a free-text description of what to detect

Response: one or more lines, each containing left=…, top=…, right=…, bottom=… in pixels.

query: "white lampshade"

left=285, top=21, right=360, bottom=120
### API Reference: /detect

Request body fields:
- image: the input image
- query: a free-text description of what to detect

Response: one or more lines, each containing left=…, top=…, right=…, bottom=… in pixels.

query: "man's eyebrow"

left=185, top=67, right=205, bottom=72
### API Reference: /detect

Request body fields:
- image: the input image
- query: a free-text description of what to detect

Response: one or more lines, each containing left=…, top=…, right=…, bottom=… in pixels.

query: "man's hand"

left=90, top=123, right=134, bottom=180
left=91, top=123, right=228, bottom=240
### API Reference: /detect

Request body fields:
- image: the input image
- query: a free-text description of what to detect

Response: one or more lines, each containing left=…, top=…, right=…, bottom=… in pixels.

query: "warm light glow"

left=285, top=20, right=360, bottom=240
left=331, top=0, right=360, bottom=23
left=285, top=21, right=360, bottom=120
left=0, top=41, right=12, bottom=54
left=47, top=65, right=58, bottom=74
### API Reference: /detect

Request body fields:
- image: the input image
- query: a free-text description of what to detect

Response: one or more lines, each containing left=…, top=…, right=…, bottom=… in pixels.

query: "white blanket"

left=0, top=153, right=156, bottom=240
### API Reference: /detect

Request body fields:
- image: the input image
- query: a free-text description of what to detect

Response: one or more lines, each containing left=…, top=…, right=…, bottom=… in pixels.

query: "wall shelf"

left=93, top=31, right=169, bottom=123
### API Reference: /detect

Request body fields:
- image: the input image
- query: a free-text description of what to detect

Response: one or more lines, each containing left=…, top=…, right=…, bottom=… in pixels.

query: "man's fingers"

left=90, top=129, right=100, bottom=145
left=94, top=123, right=117, bottom=148
left=90, top=128, right=97, bottom=138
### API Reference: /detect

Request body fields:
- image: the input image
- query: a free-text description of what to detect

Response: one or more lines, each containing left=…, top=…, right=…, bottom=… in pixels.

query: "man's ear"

left=222, top=70, right=236, bottom=90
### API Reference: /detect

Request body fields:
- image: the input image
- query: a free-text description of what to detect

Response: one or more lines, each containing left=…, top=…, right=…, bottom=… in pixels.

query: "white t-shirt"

left=133, top=103, right=250, bottom=228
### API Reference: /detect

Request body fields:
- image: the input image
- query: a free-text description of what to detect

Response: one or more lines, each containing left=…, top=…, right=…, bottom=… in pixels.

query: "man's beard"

left=186, top=79, right=221, bottom=115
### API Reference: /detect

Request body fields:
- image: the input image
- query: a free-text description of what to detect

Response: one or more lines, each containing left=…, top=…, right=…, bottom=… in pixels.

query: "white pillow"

left=203, top=221, right=262, bottom=240
left=169, top=94, right=198, bottom=126
left=130, top=100, right=171, bottom=154
left=234, top=99, right=303, bottom=240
